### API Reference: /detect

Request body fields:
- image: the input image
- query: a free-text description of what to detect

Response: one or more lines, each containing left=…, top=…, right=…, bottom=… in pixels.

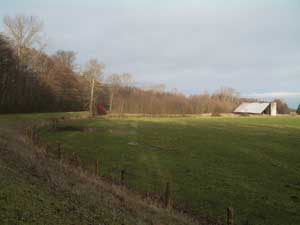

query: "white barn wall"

left=270, top=102, right=277, bottom=116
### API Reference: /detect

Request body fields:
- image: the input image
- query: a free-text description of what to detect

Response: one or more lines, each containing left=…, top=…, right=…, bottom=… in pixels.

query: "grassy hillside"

left=0, top=112, right=202, bottom=225
left=39, top=115, right=300, bottom=225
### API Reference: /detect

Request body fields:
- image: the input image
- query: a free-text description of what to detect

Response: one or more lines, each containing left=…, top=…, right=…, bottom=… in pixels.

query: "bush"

left=274, top=99, right=290, bottom=114
left=211, top=112, right=222, bottom=117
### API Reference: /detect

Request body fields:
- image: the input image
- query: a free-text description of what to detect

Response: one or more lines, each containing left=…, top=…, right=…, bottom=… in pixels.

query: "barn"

left=234, top=102, right=277, bottom=116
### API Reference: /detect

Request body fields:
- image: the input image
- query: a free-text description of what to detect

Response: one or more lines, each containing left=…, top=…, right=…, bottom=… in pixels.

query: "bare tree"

left=106, top=74, right=122, bottom=111
left=143, top=84, right=165, bottom=93
left=119, top=73, right=134, bottom=113
left=52, top=50, right=77, bottom=71
left=273, top=99, right=290, bottom=114
left=3, top=15, right=44, bottom=63
left=213, top=87, right=239, bottom=103
left=120, top=73, right=134, bottom=87
left=83, top=59, right=103, bottom=116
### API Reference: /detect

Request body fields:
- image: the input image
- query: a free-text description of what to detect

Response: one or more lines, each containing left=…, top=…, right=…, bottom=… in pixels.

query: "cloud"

left=245, top=92, right=300, bottom=109
left=0, top=0, right=299, bottom=107
left=246, top=92, right=300, bottom=98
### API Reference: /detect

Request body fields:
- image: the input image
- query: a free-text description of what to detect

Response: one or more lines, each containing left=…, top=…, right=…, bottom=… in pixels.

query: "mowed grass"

left=41, top=116, right=300, bottom=225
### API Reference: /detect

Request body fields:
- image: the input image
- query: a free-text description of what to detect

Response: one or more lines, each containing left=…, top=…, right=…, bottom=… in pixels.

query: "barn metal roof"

left=234, top=102, right=270, bottom=114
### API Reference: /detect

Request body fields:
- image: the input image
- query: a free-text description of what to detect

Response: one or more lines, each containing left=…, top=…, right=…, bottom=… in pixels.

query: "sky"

left=0, top=0, right=299, bottom=108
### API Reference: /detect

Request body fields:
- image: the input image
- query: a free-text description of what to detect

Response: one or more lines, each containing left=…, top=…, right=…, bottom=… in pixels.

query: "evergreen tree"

left=297, top=104, right=300, bottom=115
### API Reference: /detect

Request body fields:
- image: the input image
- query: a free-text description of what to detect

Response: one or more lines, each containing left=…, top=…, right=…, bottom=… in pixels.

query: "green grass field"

left=40, top=115, right=300, bottom=225
left=1, top=112, right=201, bottom=225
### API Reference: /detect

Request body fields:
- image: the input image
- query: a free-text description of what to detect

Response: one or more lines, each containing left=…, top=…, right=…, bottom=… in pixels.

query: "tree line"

left=0, top=15, right=103, bottom=114
left=0, top=15, right=291, bottom=115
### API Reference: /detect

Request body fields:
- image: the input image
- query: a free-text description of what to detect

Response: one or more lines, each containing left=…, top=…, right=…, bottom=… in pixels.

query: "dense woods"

left=105, top=84, right=241, bottom=114
left=0, top=15, right=291, bottom=115
left=0, top=34, right=84, bottom=113
left=0, top=34, right=52, bottom=113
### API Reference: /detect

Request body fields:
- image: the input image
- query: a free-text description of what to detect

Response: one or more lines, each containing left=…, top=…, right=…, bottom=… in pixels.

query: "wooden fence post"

left=164, top=182, right=171, bottom=209
left=32, top=132, right=36, bottom=144
left=57, top=143, right=62, bottom=161
left=121, top=169, right=125, bottom=186
left=52, top=118, right=58, bottom=130
left=29, top=127, right=34, bottom=143
left=70, top=152, right=80, bottom=168
left=44, top=143, right=50, bottom=157
left=227, top=207, right=234, bottom=225
left=95, top=159, right=99, bottom=176
left=31, top=126, right=36, bottom=143
left=34, top=133, right=40, bottom=146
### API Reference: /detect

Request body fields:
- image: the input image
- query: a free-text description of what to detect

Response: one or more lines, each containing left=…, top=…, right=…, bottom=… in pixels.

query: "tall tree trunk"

left=89, top=78, right=95, bottom=117
left=121, top=99, right=125, bottom=113
left=109, top=91, right=114, bottom=112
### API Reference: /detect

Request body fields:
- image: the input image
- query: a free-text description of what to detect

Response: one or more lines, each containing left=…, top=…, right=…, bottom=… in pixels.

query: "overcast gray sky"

left=1, top=0, right=299, bottom=108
